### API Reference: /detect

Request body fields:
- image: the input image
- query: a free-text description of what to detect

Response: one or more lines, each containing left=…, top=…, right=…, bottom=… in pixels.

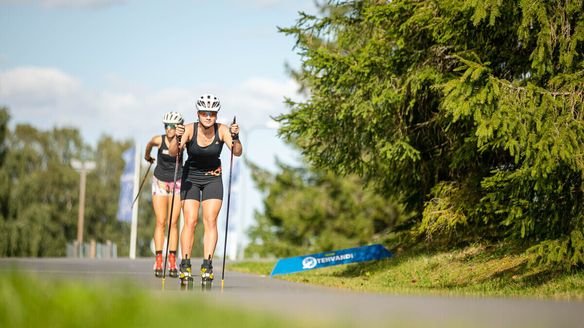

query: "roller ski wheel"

left=168, top=253, right=178, bottom=278
left=201, top=280, right=212, bottom=291
left=154, top=254, right=163, bottom=278
left=179, top=276, right=194, bottom=290
left=201, top=275, right=214, bottom=284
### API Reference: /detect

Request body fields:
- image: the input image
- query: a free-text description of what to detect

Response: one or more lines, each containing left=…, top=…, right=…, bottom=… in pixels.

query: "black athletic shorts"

left=180, top=173, right=223, bottom=201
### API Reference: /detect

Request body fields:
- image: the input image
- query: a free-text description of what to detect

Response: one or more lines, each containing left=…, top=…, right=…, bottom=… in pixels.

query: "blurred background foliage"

left=0, top=107, right=157, bottom=257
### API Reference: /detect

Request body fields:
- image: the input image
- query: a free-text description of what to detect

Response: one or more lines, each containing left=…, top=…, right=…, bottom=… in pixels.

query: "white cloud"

left=0, top=66, right=300, bottom=146
left=1, top=0, right=303, bottom=9
left=0, top=67, right=85, bottom=126
left=217, top=77, right=299, bottom=129
left=0, top=0, right=127, bottom=9
left=221, top=0, right=316, bottom=11
left=248, top=0, right=279, bottom=8
left=43, top=0, right=126, bottom=8
left=0, top=66, right=81, bottom=99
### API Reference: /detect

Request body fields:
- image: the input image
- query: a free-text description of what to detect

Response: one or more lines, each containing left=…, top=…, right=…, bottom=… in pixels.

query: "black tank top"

left=153, top=135, right=182, bottom=182
left=184, top=123, right=224, bottom=175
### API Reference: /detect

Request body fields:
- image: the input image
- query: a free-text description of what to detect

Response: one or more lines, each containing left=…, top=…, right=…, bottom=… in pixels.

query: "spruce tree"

left=279, top=0, right=584, bottom=267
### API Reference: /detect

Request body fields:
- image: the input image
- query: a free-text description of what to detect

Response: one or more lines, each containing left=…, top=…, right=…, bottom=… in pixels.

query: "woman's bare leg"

left=201, top=199, right=222, bottom=259
left=180, top=199, right=200, bottom=258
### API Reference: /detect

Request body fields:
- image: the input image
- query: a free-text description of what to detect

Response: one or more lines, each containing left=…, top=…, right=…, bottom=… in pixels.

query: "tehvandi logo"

left=301, top=253, right=355, bottom=270
left=302, top=257, right=318, bottom=269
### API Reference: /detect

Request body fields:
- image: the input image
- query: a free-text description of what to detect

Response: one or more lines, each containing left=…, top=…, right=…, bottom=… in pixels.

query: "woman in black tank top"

left=144, top=111, right=184, bottom=278
left=169, top=94, right=243, bottom=282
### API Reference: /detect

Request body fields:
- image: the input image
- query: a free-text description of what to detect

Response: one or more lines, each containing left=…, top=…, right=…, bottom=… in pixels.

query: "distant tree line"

left=249, top=0, right=583, bottom=269
left=246, top=161, right=406, bottom=258
left=0, top=107, right=157, bottom=257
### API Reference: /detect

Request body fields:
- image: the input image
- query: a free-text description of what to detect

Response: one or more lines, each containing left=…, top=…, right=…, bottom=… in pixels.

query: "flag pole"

left=129, top=142, right=141, bottom=259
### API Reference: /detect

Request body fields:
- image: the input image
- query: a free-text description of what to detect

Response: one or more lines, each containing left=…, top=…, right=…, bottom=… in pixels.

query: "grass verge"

left=230, top=243, right=584, bottom=300
left=0, top=271, right=332, bottom=328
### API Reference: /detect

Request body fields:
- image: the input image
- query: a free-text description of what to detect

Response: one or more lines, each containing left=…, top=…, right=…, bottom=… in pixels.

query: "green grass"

left=0, top=272, right=332, bottom=328
left=231, top=244, right=584, bottom=300
left=228, top=260, right=275, bottom=276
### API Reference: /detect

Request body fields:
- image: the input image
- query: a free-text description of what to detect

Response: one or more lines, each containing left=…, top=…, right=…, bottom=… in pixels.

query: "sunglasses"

left=164, top=123, right=177, bottom=129
left=198, top=111, right=217, bottom=118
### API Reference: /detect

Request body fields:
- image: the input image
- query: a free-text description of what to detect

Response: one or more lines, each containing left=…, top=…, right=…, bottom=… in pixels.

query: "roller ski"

left=200, top=256, right=214, bottom=290
left=178, top=259, right=194, bottom=290
left=154, top=253, right=163, bottom=278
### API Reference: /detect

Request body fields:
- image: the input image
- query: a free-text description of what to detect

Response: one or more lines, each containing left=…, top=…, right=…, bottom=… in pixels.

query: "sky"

left=0, top=0, right=316, bottom=258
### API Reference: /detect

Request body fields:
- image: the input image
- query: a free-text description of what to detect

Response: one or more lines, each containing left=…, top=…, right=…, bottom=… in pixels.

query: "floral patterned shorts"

left=151, top=176, right=181, bottom=196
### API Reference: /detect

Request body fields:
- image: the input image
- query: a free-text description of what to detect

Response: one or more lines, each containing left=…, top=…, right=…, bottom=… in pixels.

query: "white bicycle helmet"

left=196, top=94, right=221, bottom=112
left=162, top=111, right=184, bottom=124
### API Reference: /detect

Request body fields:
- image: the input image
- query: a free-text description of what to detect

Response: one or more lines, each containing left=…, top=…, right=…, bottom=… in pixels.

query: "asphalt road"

left=1, top=258, right=582, bottom=328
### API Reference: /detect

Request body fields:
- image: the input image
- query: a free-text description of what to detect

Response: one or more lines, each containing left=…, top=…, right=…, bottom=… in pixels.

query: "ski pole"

left=162, top=136, right=182, bottom=289
left=131, top=161, right=153, bottom=209
left=221, top=116, right=236, bottom=289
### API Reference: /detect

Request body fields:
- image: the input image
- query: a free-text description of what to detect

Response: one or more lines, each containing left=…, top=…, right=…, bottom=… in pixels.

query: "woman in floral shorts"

left=144, top=111, right=184, bottom=278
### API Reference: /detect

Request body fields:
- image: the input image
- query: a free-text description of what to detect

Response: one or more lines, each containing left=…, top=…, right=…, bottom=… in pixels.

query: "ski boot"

left=168, top=252, right=178, bottom=278
left=178, top=258, right=193, bottom=290
left=200, top=256, right=214, bottom=290
left=154, top=253, right=163, bottom=278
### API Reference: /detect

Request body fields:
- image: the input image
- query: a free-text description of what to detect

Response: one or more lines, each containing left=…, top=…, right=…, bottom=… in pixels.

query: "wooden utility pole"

left=71, top=160, right=96, bottom=257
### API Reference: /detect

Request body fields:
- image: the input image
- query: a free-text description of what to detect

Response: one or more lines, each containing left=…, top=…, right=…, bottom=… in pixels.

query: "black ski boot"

left=201, top=255, right=214, bottom=288
left=178, top=258, right=193, bottom=290
left=200, top=256, right=214, bottom=289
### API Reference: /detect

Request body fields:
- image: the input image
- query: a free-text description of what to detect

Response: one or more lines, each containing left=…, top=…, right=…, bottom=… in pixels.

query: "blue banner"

left=270, top=244, right=393, bottom=276
left=117, top=146, right=136, bottom=222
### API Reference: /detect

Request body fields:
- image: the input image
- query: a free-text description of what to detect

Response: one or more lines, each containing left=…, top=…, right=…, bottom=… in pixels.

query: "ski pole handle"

left=230, top=116, right=238, bottom=142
